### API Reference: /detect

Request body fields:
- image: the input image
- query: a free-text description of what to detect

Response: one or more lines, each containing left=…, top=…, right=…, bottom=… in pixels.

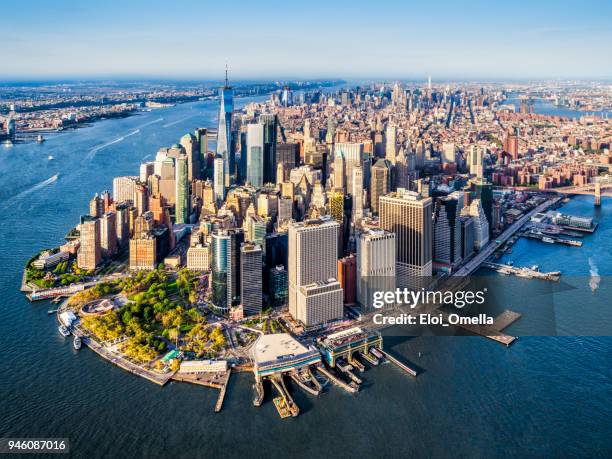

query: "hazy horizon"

left=3, top=0, right=612, bottom=80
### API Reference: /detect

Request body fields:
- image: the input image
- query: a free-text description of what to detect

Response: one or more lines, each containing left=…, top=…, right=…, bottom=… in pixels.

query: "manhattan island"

left=19, top=75, right=610, bottom=418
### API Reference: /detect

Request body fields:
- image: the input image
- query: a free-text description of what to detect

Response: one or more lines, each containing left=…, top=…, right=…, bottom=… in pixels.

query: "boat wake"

left=87, top=129, right=140, bottom=159
left=162, top=116, right=193, bottom=128
left=588, top=257, right=601, bottom=292
left=1, top=173, right=60, bottom=208
left=136, top=117, right=163, bottom=129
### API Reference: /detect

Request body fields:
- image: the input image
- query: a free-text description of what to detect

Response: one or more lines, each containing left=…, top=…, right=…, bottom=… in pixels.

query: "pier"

left=269, top=375, right=299, bottom=417
left=314, top=364, right=359, bottom=394
left=482, top=262, right=561, bottom=281
left=289, top=368, right=322, bottom=396
left=438, top=310, right=518, bottom=346
left=336, top=362, right=363, bottom=385
left=492, top=310, right=522, bottom=332
left=253, top=380, right=265, bottom=407
left=522, top=231, right=582, bottom=247
left=377, top=349, right=418, bottom=377
left=214, top=371, right=231, bottom=413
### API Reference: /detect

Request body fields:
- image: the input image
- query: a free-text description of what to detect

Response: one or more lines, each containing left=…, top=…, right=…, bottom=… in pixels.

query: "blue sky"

left=3, top=0, right=611, bottom=80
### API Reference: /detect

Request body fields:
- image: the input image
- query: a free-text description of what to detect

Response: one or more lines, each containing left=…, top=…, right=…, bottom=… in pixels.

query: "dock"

left=214, top=370, right=231, bottom=413
left=482, top=262, right=560, bottom=281
left=438, top=310, right=518, bottom=346
left=253, top=380, right=265, bottom=406
left=522, top=231, right=582, bottom=247
left=492, top=310, right=522, bottom=332
left=289, top=368, right=322, bottom=396
left=315, top=364, right=359, bottom=394
left=378, top=349, right=418, bottom=377
left=269, top=375, right=299, bottom=417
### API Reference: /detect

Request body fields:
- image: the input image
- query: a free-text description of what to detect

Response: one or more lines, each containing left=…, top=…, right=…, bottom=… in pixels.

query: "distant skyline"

left=3, top=0, right=612, bottom=80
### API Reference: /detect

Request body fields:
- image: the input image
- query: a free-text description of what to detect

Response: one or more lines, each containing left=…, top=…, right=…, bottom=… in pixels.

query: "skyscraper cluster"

left=73, top=77, right=511, bottom=328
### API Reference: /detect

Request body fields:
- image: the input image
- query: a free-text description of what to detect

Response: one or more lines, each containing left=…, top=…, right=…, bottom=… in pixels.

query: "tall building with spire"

left=216, top=66, right=234, bottom=188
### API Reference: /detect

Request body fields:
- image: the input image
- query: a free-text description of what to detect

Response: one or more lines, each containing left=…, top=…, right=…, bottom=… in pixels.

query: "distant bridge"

left=549, top=176, right=612, bottom=200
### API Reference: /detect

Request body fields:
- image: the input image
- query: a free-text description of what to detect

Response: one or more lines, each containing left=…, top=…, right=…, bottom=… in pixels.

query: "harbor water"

left=0, top=99, right=610, bottom=458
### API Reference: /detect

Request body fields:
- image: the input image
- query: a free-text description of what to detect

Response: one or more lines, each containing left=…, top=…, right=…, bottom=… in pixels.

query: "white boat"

left=542, top=237, right=555, bottom=244
left=58, top=325, right=70, bottom=337
left=73, top=336, right=82, bottom=350
left=48, top=155, right=54, bottom=160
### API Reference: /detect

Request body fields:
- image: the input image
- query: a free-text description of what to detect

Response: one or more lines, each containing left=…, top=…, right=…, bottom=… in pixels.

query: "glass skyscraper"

left=175, top=153, right=189, bottom=224
left=216, top=68, right=234, bottom=188
left=247, top=123, right=264, bottom=187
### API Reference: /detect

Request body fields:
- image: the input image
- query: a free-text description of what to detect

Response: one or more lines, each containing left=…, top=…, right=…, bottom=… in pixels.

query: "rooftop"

left=252, top=333, right=309, bottom=364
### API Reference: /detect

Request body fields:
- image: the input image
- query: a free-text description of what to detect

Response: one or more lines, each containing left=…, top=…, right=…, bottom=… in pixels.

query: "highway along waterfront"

left=1, top=101, right=611, bottom=457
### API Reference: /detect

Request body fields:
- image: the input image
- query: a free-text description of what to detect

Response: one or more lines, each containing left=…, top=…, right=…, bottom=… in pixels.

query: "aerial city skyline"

left=1, top=2, right=611, bottom=456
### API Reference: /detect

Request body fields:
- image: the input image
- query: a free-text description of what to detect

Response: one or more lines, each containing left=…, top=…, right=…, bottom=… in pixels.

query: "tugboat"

left=58, top=325, right=70, bottom=337
left=73, top=336, right=82, bottom=350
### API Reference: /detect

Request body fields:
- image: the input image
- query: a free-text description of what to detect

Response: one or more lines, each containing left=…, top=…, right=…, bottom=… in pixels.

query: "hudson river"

left=0, top=99, right=610, bottom=458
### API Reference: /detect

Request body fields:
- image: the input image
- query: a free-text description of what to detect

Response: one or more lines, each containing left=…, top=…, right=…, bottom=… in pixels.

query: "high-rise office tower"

left=333, top=153, right=345, bottom=191
left=380, top=188, right=433, bottom=290
left=89, top=194, right=104, bottom=218
left=247, top=215, right=267, bottom=247
left=462, top=199, right=489, bottom=251
left=115, top=203, right=131, bottom=249
left=268, top=265, right=288, bottom=308
left=77, top=217, right=101, bottom=270
left=385, top=123, right=397, bottom=164
left=370, top=158, right=393, bottom=214
left=394, top=150, right=410, bottom=190
left=260, top=114, right=278, bottom=184
left=247, top=123, right=264, bottom=187
left=468, top=145, right=484, bottom=178
left=180, top=133, right=200, bottom=181
left=357, top=229, right=396, bottom=313
left=312, top=180, right=326, bottom=209
left=470, top=178, right=493, bottom=235
left=335, top=142, right=364, bottom=193
left=211, top=229, right=244, bottom=312
left=240, top=243, right=263, bottom=316
left=459, top=215, right=475, bottom=260
left=100, top=211, right=118, bottom=259
left=140, top=162, right=154, bottom=183
left=278, top=196, right=293, bottom=223
left=194, top=128, right=209, bottom=177
left=276, top=143, right=300, bottom=174
left=288, top=218, right=343, bottom=326
left=129, top=232, right=157, bottom=270
left=175, top=152, right=190, bottom=224
left=276, top=162, right=285, bottom=184
left=433, top=196, right=462, bottom=268
left=328, top=191, right=344, bottom=222
left=213, top=157, right=225, bottom=205
left=352, top=167, right=364, bottom=222
left=216, top=67, right=234, bottom=187
left=337, top=254, right=356, bottom=305
left=134, top=182, right=148, bottom=216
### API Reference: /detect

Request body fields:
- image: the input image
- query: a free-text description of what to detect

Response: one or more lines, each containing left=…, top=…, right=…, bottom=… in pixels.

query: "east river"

left=0, top=99, right=610, bottom=458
